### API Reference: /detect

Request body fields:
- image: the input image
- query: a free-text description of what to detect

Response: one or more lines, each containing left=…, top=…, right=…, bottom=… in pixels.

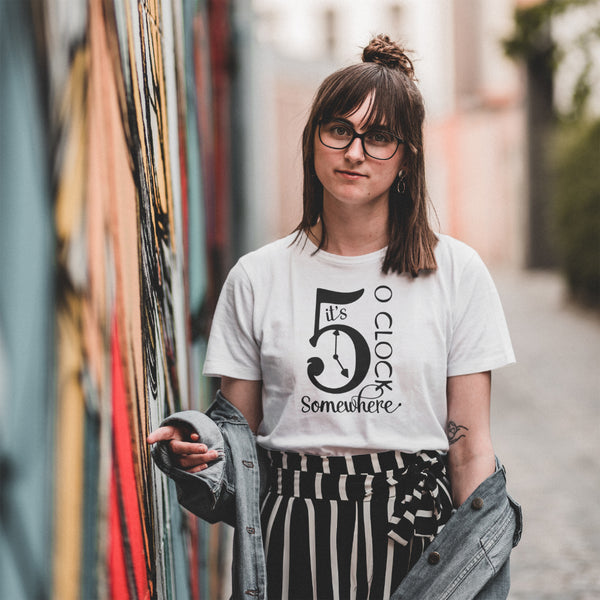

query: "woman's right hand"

left=146, top=425, right=220, bottom=473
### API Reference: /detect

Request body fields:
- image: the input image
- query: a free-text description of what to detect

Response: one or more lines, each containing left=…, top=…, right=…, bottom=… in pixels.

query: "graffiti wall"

left=0, top=0, right=234, bottom=598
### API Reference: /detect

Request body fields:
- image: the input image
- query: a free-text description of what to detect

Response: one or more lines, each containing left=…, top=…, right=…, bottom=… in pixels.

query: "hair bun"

left=362, top=34, right=415, bottom=79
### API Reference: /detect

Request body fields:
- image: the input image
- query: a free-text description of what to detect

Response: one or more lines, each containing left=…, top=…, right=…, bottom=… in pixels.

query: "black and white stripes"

left=261, top=449, right=454, bottom=600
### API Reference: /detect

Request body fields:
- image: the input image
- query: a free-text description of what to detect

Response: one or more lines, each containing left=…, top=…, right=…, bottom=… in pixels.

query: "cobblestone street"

left=491, top=270, right=600, bottom=600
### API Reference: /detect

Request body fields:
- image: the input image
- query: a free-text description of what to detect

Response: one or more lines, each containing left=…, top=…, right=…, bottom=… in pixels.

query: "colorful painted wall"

left=0, top=1, right=235, bottom=598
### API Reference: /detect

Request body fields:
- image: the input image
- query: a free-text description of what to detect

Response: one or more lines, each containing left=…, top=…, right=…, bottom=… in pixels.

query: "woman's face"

left=313, top=94, right=404, bottom=212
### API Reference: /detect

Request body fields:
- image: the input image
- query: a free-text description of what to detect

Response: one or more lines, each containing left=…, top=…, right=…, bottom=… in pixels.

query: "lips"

left=336, top=170, right=367, bottom=179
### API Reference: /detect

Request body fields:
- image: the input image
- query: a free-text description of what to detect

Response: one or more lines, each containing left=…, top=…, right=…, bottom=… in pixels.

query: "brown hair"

left=294, top=34, right=438, bottom=276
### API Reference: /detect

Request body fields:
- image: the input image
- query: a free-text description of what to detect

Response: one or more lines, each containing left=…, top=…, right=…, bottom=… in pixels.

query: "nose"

left=344, top=136, right=365, bottom=162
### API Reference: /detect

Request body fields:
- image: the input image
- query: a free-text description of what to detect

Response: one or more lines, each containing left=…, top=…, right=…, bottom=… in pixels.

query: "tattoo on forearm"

left=447, top=421, right=469, bottom=445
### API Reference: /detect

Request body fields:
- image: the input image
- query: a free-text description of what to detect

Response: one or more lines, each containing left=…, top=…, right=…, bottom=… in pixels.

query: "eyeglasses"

left=318, top=120, right=404, bottom=160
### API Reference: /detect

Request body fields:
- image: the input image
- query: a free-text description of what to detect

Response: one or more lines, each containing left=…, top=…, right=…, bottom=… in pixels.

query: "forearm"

left=446, top=371, right=495, bottom=508
left=448, top=444, right=495, bottom=508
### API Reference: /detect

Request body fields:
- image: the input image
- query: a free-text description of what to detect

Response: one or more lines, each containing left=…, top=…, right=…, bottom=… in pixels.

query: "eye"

left=366, top=130, right=395, bottom=145
left=326, top=121, right=352, bottom=137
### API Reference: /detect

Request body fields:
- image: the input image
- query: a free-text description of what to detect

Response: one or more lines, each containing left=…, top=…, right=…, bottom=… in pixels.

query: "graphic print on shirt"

left=301, top=286, right=402, bottom=415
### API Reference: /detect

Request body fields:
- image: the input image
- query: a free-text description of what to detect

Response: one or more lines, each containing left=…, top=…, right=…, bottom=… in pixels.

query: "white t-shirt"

left=203, top=233, right=515, bottom=455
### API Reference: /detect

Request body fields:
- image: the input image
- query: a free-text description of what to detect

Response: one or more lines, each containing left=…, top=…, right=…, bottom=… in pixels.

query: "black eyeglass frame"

left=317, top=120, right=405, bottom=160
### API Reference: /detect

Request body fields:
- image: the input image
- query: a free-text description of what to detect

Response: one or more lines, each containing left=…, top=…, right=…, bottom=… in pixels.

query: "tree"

left=504, top=0, right=600, bottom=305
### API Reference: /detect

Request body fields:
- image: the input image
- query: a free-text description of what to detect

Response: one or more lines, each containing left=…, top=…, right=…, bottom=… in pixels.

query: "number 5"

left=307, top=288, right=371, bottom=394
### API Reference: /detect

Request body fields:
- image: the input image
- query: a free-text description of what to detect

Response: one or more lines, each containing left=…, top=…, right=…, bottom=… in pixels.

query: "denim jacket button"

left=244, top=590, right=259, bottom=597
left=428, top=551, right=441, bottom=565
left=471, top=497, right=484, bottom=510
left=246, top=526, right=256, bottom=534
left=242, top=460, right=255, bottom=468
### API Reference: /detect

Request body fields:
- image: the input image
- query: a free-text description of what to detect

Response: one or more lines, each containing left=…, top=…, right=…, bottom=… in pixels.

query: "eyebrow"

left=329, top=117, right=391, bottom=132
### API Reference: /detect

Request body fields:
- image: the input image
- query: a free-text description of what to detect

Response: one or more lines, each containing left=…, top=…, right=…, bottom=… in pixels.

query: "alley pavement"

left=490, top=269, right=600, bottom=600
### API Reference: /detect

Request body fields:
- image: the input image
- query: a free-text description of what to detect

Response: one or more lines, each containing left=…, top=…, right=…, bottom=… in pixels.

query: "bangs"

left=317, top=65, right=408, bottom=138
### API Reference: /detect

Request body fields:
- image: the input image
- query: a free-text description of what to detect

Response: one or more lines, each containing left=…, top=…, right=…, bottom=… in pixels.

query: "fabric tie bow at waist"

left=385, top=454, right=453, bottom=546
left=267, top=449, right=454, bottom=546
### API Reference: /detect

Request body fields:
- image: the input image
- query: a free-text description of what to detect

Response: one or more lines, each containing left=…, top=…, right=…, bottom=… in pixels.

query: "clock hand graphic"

left=332, top=329, right=349, bottom=377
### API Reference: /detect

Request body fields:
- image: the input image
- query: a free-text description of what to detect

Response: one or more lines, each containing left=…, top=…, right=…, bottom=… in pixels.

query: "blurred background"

left=0, top=0, right=598, bottom=599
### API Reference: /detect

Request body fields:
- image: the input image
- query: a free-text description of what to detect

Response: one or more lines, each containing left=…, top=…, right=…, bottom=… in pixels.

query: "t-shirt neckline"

left=301, top=233, right=387, bottom=266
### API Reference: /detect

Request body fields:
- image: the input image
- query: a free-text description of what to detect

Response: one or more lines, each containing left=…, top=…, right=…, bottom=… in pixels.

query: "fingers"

left=146, top=425, right=183, bottom=445
left=146, top=424, right=220, bottom=473
left=187, top=463, right=211, bottom=474
left=169, top=439, right=220, bottom=469
left=177, top=451, right=219, bottom=469
left=171, top=445, right=219, bottom=472
left=169, top=439, right=209, bottom=454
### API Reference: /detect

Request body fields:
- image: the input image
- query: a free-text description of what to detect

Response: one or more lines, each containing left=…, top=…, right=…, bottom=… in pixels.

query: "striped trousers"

left=260, top=449, right=454, bottom=600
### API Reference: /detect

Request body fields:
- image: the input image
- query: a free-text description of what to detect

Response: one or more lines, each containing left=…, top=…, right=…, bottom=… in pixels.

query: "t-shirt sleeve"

left=447, top=252, right=515, bottom=377
left=202, top=261, right=262, bottom=380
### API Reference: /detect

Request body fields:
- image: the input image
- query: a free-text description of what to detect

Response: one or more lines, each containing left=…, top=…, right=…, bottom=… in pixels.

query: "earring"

left=396, top=171, right=406, bottom=195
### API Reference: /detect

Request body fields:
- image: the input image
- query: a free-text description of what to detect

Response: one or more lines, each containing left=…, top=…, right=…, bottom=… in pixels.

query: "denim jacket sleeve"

left=151, top=396, right=269, bottom=599
left=391, top=458, right=523, bottom=600
left=150, top=410, right=236, bottom=527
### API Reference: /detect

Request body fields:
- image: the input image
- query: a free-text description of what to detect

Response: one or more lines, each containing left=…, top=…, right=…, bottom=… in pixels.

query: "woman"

left=148, top=35, right=520, bottom=599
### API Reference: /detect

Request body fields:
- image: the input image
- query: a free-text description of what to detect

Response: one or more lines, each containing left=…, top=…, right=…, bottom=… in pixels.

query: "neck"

left=311, top=199, right=389, bottom=256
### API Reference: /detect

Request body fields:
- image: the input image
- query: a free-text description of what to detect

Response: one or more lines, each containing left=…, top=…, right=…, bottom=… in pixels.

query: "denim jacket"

left=151, top=392, right=522, bottom=600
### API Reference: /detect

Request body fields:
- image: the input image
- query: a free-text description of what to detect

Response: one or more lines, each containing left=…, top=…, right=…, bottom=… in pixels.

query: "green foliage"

left=502, top=1, right=559, bottom=61
left=505, top=0, right=600, bottom=303
left=565, top=20, right=600, bottom=122
left=503, top=0, right=593, bottom=56
left=502, top=0, right=599, bottom=120
left=553, top=119, right=600, bottom=305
